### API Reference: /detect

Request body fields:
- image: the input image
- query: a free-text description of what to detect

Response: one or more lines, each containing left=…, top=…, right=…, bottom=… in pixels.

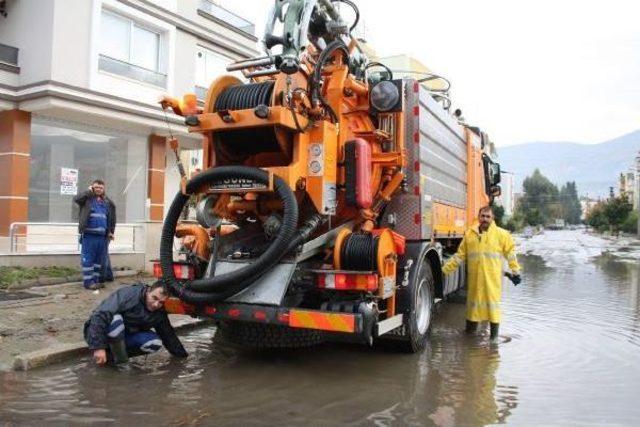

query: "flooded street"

left=1, top=229, right=640, bottom=426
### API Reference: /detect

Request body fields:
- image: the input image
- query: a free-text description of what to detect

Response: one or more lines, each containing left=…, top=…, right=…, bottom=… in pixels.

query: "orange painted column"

left=0, top=110, right=31, bottom=236
left=148, top=134, right=166, bottom=221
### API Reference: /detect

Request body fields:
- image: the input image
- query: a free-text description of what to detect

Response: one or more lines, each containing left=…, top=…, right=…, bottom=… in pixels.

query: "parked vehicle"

left=155, top=0, right=501, bottom=353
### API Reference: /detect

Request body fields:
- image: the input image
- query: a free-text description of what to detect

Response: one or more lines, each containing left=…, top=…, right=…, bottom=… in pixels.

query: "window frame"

left=195, top=45, right=234, bottom=99
left=101, top=9, right=163, bottom=73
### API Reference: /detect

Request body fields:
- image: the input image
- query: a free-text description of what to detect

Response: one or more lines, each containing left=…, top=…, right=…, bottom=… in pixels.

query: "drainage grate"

left=0, top=291, right=43, bottom=302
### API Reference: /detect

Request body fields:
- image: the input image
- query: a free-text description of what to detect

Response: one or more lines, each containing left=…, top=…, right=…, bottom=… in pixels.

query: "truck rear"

left=156, top=0, right=501, bottom=352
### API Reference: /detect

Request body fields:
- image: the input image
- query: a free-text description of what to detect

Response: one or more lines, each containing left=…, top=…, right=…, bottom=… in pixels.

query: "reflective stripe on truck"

left=164, top=297, right=362, bottom=334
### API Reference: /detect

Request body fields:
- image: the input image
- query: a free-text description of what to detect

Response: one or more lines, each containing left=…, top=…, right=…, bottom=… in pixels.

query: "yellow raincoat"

left=442, top=222, right=521, bottom=323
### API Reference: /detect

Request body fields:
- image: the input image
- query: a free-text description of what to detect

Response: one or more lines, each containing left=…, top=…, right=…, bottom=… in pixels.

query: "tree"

left=559, top=181, right=582, bottom=224
left=586, top=203, right=608, bottom=231
left=603, top=195, right=633, bottom=233
left=493, top=204, right=505, bottom=227
left=515, top=169, right=559, bottom=226
left=586, top=195, right=633, bottom=234
left=622, top=211, right=638, bottom=234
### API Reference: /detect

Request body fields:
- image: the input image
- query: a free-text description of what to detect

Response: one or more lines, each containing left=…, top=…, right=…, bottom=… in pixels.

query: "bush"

left=586, top=203, right=608, bottom=232
left=587, top=196, right=634, bottom=234
left=0, top=266, right=79, bottom=289
left=622, top=210, right=638, bottom=234
left=504, top=213, right=525, bottom=232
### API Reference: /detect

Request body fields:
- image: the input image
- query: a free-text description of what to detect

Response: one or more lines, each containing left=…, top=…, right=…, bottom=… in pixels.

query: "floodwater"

left=1, top=229, right=640, bottom=426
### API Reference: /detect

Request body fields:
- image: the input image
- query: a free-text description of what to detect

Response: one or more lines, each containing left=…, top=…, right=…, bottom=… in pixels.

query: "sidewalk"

left=0, top=276, right=201, bottom=371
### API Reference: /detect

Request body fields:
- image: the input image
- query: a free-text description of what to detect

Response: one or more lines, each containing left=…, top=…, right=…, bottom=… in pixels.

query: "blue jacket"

left=84, top=284, right=188, bottom=358
left=74, top=190, right=116, bottom=236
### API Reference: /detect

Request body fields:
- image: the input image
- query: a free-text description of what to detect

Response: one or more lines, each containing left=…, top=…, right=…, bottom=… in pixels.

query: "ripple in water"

left=2, top=232, right=640, bottom=425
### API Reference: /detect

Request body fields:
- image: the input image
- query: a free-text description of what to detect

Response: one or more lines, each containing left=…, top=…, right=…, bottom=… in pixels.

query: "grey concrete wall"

left=173, top=30, right=198, bottom=96
left=0, top=0, right=55, bottom=85
left=50, top=0, right=93, bottom=87
left=0, top=252, right=145, bottom=270
left=143, top=222, right=163, bottom=273
left=0, top=237, right=10, bottom=254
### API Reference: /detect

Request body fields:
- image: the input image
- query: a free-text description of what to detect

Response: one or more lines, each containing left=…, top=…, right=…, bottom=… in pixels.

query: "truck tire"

left=217, top=321, right=324, bottom=348
left=393, top=260, right=435, bottom=353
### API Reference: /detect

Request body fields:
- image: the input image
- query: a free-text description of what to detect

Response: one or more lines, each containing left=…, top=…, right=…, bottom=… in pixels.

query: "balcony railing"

left=98, top=54, right=167, bottom=88
left=0, top=42, right=19, bottom=73
left=197, top=0, right=255, bottom=37
left=8, top=222, right=145, bottom=253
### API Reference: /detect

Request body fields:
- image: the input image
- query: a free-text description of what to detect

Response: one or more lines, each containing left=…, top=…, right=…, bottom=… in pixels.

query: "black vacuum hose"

left=160, top=166, right=298, bottom=304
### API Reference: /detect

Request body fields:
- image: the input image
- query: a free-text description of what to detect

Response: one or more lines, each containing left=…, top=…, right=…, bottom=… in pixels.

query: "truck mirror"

left=492, top=164, right=501, bottom=185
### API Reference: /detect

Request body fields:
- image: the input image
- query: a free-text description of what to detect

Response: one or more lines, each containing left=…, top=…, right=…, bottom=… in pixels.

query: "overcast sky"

left=218, top=0, right=639, bottom=147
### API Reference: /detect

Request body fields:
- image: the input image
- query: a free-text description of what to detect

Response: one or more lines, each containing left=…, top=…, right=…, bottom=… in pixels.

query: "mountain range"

left=497, top=130, right=640, bottom=198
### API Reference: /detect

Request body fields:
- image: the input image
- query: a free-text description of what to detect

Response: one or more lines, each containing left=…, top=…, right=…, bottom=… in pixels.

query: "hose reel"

left=160, top=166, right=299, bottom=305
left=215, top=81, right=275, bottom=111
left=210, top=80, right=292, bottom=166
left=334, top=229, right=396, bottom=276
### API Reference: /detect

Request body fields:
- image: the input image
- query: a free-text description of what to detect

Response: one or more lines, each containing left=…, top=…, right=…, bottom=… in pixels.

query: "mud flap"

left=215, top=261, right=296, bottom=306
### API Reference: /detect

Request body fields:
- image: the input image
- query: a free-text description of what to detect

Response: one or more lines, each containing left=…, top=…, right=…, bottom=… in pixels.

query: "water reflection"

left=421, top=303, right=518, bottom=427
left=3, top=231, right=640, bottom=425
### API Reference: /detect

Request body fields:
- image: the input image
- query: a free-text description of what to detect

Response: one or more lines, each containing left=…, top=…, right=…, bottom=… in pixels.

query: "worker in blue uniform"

left=84, top=281, right=188, bottom=365
left=74, top=179, right=116, bottom=290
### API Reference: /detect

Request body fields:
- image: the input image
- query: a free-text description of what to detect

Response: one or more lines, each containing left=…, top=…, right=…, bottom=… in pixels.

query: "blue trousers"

left=107, top=314, right=163, bottom=356
left=100, top=246, right=114, bottom=282
left=81, top=234, right=106, bottom=287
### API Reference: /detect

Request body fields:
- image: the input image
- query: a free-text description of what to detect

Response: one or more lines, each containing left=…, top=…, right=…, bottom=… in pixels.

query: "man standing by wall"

left=442, top=206, right=521, bottom=342
left=74, top=179, right=116, bottom=290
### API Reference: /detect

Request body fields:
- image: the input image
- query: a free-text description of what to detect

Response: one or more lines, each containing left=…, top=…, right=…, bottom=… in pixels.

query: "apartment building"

left=498, top=171, right=515, bottom=218
left=0, top=0, right=258, bottom=265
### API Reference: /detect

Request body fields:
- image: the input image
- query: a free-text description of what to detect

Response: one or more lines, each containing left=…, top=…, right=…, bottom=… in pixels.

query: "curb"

left=6, top=270, right=140, bottom=291
left=13, top=343, right=89, bottom=371
left=12, top=317, right=209, bottom=371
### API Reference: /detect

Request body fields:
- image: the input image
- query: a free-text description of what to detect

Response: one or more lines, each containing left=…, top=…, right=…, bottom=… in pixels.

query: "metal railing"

left=0, top=43, right=18, bottom=66
left=98, top=55, right=167, bottom=88
left=8, top=222, right=145, bottom=254
left=197, top=0, right=255, bottom=36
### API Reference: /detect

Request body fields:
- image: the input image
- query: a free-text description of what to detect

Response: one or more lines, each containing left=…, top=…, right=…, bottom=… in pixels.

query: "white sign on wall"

left=60, top=167, right=78, bottom=195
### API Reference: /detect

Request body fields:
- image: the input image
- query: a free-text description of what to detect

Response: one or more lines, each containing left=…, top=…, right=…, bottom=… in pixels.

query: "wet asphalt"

left=1, top=229, right=639, bottom=426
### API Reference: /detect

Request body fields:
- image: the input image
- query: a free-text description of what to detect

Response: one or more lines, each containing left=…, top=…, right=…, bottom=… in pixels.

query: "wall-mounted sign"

left=60, top=167, right=78, bottom=195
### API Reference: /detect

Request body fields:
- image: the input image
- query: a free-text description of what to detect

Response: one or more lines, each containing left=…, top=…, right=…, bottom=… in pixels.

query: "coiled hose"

left=215, top=81, right=275, bottom=111
left=160, top=166, right=298, bottom=304
left=341, top=232, right=379, bottom=271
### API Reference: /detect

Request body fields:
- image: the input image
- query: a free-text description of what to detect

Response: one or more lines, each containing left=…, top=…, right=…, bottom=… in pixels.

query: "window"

left=195, top=47, right=231, bottom=99
left=99, top=10, right=166, bottom=86
left=28, top=118, right=147, bottom=225
left=0, top=42, right=19, bottom=66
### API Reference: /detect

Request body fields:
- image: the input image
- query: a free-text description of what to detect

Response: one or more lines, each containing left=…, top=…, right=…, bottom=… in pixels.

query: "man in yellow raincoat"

left=442, top=206, right=521, bottom=341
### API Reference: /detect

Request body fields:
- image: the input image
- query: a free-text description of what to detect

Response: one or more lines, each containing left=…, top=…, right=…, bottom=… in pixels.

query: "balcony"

left=197, top=0, right=255, bottom=37
left=0, top=43, right=19, bottom=73
left=98, top=55, right=167, bottom=88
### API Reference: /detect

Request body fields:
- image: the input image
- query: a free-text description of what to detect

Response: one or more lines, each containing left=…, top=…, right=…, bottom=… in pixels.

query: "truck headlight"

left=370, top=80, right=401, bottom=113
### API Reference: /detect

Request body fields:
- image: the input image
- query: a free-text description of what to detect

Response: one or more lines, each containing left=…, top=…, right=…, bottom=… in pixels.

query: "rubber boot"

left=489, top=322, right=500, bottom=343
left=109, top=339, right=129, bottom=365
left=465, top=320, right=478, bottom=334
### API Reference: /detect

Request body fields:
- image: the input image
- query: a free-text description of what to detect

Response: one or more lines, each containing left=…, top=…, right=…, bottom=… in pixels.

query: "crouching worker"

left=84, top=281, right=188, bottom=365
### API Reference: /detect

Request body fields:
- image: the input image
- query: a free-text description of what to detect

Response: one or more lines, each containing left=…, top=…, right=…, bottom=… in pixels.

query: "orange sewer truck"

left=156, top=0, right=502, bottom=352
